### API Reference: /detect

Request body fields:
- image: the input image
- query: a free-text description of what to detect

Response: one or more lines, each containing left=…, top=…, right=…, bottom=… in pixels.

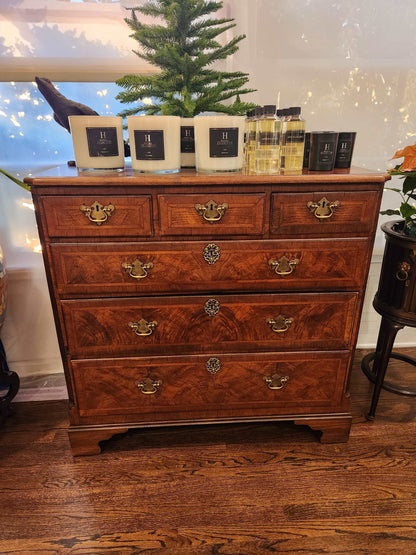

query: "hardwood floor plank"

left=1, top=349, right=416, bottom=553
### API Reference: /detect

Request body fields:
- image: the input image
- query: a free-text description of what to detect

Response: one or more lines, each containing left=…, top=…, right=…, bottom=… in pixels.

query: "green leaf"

left=403, top=175, right=416, bottom=194
left=0, top=168, right=30, bottom=191
left=380, top=209, right=400, bottom=216
left=400, top=202, right=416, bottom=219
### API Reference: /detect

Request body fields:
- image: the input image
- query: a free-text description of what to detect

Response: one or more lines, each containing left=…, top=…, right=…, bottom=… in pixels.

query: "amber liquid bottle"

left=281, top=106, right=305, bottom=175
left=254, top=105, right=281, bottom=174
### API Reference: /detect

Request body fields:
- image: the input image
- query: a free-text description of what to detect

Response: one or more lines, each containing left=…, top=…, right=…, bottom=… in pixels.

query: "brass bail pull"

left=268, top=255, right=299, bottom=276
left=80, top=201, right=115, bottom=225
left=307, top=197, right=340, bottom=220
left=195, top=200, right=229, bottom=223
left=264, top=373, right=290, bottom=390
left=136, top=377, right=161, bottom=395
left=122, top=259, right=154, bottom=280
left=129, top=318, right=158, bottom=336
left=267, top=315, right=294, bottom=333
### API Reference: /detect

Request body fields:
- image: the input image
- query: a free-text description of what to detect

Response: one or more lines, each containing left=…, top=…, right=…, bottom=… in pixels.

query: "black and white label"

left=258, top=131, right=280, bottom=146
left=87, top=127, right=119, bottom=157
left=336, top=140, right=353, bottom=162
left=209, top=127, right=239, bottom=158
left=134, top=130, right=165, bottom=160
left=319, top=142, right=336, bottom=163
left=180, top=125, right=195, bottom=153
left=285, top=130, right=305, bottom=143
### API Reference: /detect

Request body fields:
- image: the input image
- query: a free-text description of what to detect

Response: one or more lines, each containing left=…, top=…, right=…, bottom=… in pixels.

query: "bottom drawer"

left=72, top=351, right=351, bottom=422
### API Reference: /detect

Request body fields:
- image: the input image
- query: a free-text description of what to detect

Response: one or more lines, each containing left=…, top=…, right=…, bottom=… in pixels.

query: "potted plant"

left=116, top=0, right=256, bottom=170
left=376, top=143, right=416, bottom=317
left=0, top=169, right=26, bottom=417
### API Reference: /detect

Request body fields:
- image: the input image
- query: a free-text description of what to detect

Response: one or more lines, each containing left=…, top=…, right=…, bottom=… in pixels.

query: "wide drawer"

left=72, top=351, right=350, bottom=421
left=39, top=195, right=153, bottom=238
left=50, top=238, right=370, bottom=297
left=158, top=193, right=266, bottom=235
left=271, top=190, right=380, bottom=237
left=62, top=292, right=358, bottom=357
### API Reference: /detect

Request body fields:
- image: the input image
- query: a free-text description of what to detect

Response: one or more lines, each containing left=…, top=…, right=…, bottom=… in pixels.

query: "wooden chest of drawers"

left=27, top=167, right=389, bottom=455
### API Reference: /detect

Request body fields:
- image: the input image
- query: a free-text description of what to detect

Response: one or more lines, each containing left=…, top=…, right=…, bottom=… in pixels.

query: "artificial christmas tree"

left=116, top=0, right=256, bottom=118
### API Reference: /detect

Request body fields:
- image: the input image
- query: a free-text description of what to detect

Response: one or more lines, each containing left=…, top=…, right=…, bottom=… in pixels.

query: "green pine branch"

left=116, top=0, right=256, bottom=117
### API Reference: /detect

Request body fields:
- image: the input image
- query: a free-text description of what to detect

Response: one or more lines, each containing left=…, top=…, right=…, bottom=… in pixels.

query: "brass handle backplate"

left=264, top=373, right=290, bottom=390
left=80, top=201, right=115, bottom=225
left=267, top=315, right=294, bottom=333
left=268, top=255, right=299, bottom=276
left=136, top=377, right=161, bottom=395
left=129, top=318, right=158, bottom=336
left=122, top=259, right=154, bottom=280
left=307, top=197, right=340, bottom=220
left=195, top=200, right=229, bottom=223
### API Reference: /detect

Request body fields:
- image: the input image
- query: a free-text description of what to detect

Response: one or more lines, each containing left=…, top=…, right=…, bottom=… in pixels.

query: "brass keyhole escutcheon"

left=80, top=201, right=115, bottom=225
left=268, top=255, right=300, bottom=276
left=264, top=373, right=290, bottom=390
left=204, top=298, right=221, bottom=317
left=307, top=197, right=340, bottom=220
left=267, top=315, right=294, bottom=333
left=122, top=259, right=154, bottom=280
left=129, top=318, right=158, bottom=336
left=195, top=200, right=229, bottom=223
left=203, top=243, right=221, bottom=265
left=136, top=377, right=161, bottom=395
left=206, top=357, right=222, bottom=374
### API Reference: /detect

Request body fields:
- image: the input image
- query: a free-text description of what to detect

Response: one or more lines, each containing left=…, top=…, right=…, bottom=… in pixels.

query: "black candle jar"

left=334, top=132, right=356, bottom=169
left=309, top=131, right=339, bottom=171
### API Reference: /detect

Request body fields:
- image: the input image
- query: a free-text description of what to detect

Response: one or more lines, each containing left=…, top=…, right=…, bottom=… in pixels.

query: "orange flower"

left=392, top=143, right=416, bottom=171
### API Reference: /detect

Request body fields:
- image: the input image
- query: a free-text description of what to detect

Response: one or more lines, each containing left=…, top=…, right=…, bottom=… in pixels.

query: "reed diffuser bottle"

left=281, top=106, right=305, bottom=174
left=254, top=105, right=281, bottom=174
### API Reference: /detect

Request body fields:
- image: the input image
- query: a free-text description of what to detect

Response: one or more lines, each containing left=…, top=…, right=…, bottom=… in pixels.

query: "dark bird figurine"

left=35, top=76, right=99, bottom=132
left=35, top=76, right=131, bottom=157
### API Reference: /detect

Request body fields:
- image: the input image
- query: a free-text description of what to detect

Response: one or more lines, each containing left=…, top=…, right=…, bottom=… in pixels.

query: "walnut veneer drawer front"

left=158, top=193, right=266, bottom=235
left=271, top=190, right=380, bottom=236
left=62, top=292, right=358, bottom=357
left=72, top=352, right=350, bottom=421
left=40, top=196, right=152, bottom=238
left=51, top=238, right=369, bottom=297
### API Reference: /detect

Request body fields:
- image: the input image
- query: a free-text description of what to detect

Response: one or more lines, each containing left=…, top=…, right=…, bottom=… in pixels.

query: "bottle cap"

left=290, top=107, right=301, bottom=115
left=263, top=104, right=276, bottom=115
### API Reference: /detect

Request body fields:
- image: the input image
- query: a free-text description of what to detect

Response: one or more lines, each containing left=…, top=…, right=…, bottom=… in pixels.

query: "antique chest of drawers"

left=27, top=167, right=389, bottom=455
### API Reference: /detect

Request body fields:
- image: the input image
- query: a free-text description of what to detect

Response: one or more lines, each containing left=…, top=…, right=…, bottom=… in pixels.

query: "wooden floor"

left=1, top=348, right=416, bottom=554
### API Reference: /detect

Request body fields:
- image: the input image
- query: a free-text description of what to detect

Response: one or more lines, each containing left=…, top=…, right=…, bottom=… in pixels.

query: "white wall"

left=1, top=0, right=416, bottom=380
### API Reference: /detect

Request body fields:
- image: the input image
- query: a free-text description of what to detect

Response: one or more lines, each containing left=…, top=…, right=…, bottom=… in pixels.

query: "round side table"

left=362, top=221, right=416, bottom=419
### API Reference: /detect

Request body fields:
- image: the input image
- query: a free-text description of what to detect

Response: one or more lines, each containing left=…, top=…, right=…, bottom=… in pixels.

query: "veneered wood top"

left=25, top=165, right=390, bottom=187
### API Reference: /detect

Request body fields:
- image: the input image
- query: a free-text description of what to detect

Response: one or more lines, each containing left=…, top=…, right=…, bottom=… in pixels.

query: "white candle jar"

left=194, top=115, right=246, bottom=172
left=68, top=116, right=125, bottom=171
left=180, top=117, right=196, bottom=168
left=128, top=115, right=180, bottom=173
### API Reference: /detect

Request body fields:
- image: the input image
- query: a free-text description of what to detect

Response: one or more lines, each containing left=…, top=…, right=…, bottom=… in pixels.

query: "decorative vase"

left=374, top=220, right=416, bottom=322
left=180, top=117, right=196, bottom=168
left=68, top=116, right=125, bottom=171
left=193, top=115, right=246, bottom=172
left=0, top=244, right=20, bottom=419
left=128, top=115, right=181, bottom=173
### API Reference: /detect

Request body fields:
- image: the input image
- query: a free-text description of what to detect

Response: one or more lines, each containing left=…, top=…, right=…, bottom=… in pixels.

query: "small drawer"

left=51, top=238, right=369, bottom=297
left=40, top=195, right=152, bottom=238
left=158, top=193, right=266, bottom=236
left=62, top=292, right=358, bottom=358
left=72, top=351, right=350, bottom=421
left=271, top=190, right=380, bottom=237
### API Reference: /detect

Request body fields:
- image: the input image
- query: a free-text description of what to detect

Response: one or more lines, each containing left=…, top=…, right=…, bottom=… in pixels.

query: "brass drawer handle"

left=396, top=261, right=411, bottom=282
left=136, top=377, right=161, bottom=395
left=195, top=200, right=229, bottom=223
left=122, top=259, right=154, bottom=280
left=80, top=201, right=115, bottom=225
left=268, top=255, right=299, bottom=276
left=307, top=197, right=340, bottom=220
left=264, top=373, right=290, bottom=390
left=267, top=315, right=294, bottom=333
left=129, top=318, right=158, bottom=336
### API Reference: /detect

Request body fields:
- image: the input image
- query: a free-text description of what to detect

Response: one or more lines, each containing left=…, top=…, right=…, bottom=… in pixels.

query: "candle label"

left=319, top=142, right=336, bottom=163
left=336, top=140, right=353, bottom=162
left=180, top=125, right=195, bottom=153
left=209, top=127, right=238, bottom=157
left=86, top=127, right=119, bottom=157
left=134, top=130, right=165, bottom=160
